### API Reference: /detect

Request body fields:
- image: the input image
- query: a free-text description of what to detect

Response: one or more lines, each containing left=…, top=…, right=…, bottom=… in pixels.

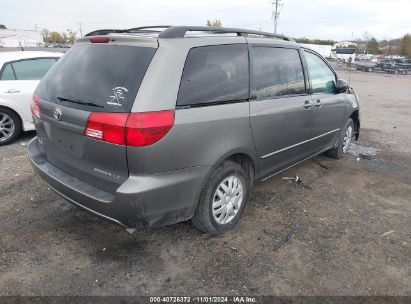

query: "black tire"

left=326, top=118, right=354, bottom=160
left=0, top=107, right=21, bottom=146
left=192, top=161, right=248, bottom=235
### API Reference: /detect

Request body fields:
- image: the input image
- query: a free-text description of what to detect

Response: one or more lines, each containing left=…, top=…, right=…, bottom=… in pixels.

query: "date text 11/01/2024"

left=149, top=296, right=257, bottom=303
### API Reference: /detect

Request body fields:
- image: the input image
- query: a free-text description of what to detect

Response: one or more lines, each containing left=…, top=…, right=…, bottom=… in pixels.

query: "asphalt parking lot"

left=0, top=71, right=410, bottom=296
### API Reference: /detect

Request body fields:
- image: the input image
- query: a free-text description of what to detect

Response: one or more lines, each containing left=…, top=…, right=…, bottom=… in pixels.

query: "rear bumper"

left=27, top=137, right=210, bottom=228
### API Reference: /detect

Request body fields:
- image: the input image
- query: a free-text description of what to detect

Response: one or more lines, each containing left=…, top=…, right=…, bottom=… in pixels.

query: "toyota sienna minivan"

left=28, top=26, right=360, bottom=234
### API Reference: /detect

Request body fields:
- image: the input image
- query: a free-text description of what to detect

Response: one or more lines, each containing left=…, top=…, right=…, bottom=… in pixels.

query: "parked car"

left=378, top=58, right=411, bottom=75
left=0, top=51, right=63, bottom=145
left=28, top=26, right=360, bottom=234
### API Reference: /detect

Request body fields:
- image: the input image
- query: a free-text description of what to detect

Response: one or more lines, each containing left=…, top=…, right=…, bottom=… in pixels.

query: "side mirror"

left=335, top=79, right=349, bottom=93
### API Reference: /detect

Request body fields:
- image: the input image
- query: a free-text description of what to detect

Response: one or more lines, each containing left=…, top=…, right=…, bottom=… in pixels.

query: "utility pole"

left=271, top=0, right=282, bottom=34
left=78, top=22, right=83, bottom=37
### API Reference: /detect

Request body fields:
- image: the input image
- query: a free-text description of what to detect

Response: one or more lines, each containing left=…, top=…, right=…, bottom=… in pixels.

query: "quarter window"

left=0, top=64, right=15, bottom=80
left=252, top=47, right=305, bottom=100
left=304, top=51, right=336, bottom=93
left=11, top=58, right=57, bottom=80
left=177, top=44, right=249, bottom=107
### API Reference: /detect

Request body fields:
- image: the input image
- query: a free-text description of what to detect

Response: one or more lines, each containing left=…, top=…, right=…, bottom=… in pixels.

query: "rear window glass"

left=35, top=45, right=156, bottom=112
left=12, top=58, right=57, bottom=80
left=177, top=44, right=249, bottom=107
left=252, top=47, right=305, bottom=99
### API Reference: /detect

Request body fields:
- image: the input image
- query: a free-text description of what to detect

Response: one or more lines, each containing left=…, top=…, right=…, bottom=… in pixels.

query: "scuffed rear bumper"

left=27, top=137, right=210, bottom=229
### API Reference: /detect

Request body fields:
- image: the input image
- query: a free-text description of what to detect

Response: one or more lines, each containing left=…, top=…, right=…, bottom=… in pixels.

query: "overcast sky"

left=1, top=0, right=410, bottom=40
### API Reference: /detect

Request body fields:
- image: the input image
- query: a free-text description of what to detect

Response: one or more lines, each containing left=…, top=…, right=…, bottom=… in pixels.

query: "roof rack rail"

left=85, top=25, right=295, bottom=42
left=158, top=26, right=295, bottom=42
left=85, top=26, right=172, bottom=37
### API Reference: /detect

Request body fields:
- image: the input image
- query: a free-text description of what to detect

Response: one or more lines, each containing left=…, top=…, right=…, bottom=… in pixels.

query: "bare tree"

left=206, top=19, right=222, bottom=27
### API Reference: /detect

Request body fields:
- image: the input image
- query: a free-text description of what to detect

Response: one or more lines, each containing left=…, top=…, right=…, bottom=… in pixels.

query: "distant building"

left=333, top=41, right=357, bottom=48
left=0, top=28, right=44, bottom=47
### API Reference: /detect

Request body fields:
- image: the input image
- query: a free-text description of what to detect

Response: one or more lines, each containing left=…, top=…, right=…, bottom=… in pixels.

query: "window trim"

left=249, top=45, right=309, bottom=102
left=302, top=48, right=338, bottom=95
left=176, top=43, right=250, bottom=109
left=0, top=57, right=59, bottom=81
left=0, top=63, right=17, bottom=80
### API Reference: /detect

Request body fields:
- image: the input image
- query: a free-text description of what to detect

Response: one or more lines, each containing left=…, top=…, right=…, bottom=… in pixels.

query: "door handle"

left=302, top=100, right=312, bottom=110
left=4, top=89, right=20, bottom=93
left=314, top=99, right=321, bottom=108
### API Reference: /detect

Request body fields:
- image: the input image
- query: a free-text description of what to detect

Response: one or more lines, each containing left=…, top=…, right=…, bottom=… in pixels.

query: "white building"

left=333, top=41, right=358, bottom=48
left=300, top=43, right=333, bottom=58
left=0, top=29, right=44, bottom=47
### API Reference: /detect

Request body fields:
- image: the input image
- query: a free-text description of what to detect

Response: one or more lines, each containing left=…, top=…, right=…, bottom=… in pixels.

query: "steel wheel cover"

left=212, top=175, right=244, bottom=225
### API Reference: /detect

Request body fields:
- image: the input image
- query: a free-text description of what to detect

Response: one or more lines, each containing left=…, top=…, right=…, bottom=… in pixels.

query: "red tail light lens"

left=31, top=95, right=41, bottom=118
left=84, top=113, right=129, bottom=145
left=84, top=110, right=174, bottom=147
left=126, top=110, right=175, bottom=147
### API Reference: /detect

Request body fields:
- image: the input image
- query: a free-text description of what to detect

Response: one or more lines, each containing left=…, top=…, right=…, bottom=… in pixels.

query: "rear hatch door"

left=34, top=41, right=157, bottom=192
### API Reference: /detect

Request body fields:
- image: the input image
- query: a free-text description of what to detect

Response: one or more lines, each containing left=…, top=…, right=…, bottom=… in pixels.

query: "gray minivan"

left=28, top=26, right=360, bottom=234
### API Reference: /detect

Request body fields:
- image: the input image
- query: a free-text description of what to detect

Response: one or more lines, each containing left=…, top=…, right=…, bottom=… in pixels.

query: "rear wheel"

left=192, top=161, right=248, bottom=234
left=0, top=108, right=21, bottom=146
left=326, top=118, right=354, bottom=159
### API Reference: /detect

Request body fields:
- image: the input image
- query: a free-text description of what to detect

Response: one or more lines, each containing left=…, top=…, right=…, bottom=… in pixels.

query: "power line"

left=271, top=0, right=282, bottom=34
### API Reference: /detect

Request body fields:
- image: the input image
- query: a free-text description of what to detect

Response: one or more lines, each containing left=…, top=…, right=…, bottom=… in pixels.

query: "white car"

left=0, top=51, right=63, bottom=145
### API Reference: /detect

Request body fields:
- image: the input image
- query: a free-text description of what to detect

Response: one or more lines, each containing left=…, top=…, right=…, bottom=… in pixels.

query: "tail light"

left=84, top=113, right=129, bottom=145
left=31, top=95, right=41, bottom=118
left=84, top=110, right=174, bottom=147
left=126, top=111, right=175, bottom=147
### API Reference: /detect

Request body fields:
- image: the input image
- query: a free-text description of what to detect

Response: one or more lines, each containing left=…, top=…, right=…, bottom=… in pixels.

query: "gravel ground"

left=0, top=71, right=410, bottom=296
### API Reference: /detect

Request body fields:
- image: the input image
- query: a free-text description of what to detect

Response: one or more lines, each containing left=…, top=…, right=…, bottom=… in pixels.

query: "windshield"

left=35, top=44, right=156, bottom=112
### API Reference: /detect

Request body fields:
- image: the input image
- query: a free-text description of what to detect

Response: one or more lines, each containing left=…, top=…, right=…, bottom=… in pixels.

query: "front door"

left=303, top=50, right=346, bottom=154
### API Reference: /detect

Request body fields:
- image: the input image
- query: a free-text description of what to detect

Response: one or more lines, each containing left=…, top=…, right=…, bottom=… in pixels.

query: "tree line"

left=41, top=29, right=77, bottom=45
left=41, top=21, right=411, bottom=57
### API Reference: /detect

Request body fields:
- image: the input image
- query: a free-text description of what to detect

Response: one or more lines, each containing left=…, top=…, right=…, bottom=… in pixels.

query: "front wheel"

left=192, top=161, right=248, bottom=235
left=0, top=108, right=21, bottom=146
left=326, top=118, right=354, bottom=159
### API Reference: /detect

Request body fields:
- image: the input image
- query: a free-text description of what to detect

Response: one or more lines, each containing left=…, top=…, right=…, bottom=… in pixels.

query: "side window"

left=177, top=44, right=249, bottom=107
left=304, top=51, right=336, bottom=93
left=0, top=64, right=16, bottom=80
left=252, top=47, right=305, bottom=100
left=11, top=58, right=57, bottom=80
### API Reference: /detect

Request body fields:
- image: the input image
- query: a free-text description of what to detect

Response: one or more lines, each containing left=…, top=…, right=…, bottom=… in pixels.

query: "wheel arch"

left=350, top=110, right=360, bottom=140
left=192, top=148, right=258, bottom=214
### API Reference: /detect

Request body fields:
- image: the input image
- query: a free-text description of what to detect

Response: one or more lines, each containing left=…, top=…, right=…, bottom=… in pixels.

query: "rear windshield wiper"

left=57, top=96, right=104, bottom=108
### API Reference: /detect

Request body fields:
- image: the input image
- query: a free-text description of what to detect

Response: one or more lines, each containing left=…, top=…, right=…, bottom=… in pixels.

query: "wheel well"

left=350, top=110, right=360, bottom=140
left=226, top=153, right=255, bottom=188
left=0, top=106, right=22, bottom=126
